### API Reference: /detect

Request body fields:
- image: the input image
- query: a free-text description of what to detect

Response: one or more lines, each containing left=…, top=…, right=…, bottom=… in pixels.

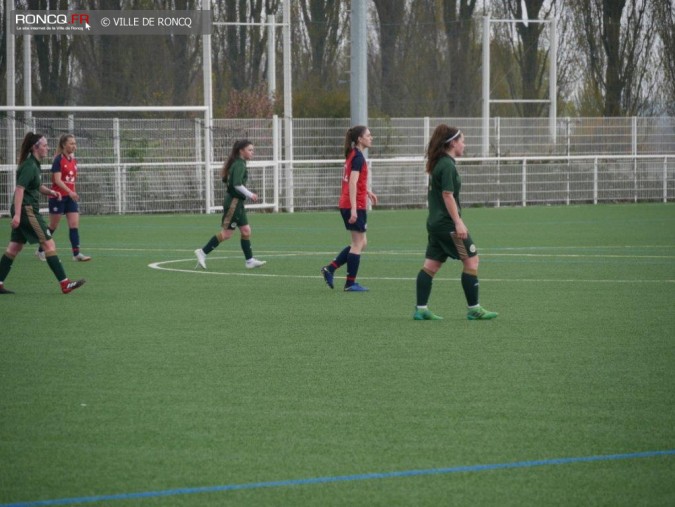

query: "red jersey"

left=51, top=154, right=78, bottom=196
left=338, top=148, right=368, bottom=209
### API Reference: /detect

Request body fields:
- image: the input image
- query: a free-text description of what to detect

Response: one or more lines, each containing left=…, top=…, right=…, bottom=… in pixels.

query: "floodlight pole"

left=283, top=0, right=294, bottom=212
left=350, top=0, right=368, bottom=128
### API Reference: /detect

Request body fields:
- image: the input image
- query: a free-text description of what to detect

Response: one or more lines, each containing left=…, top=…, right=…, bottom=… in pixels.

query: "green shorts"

left=221, top=195, right=249, bottom=230
left=425, top=228, right=478, bottom=262
left=9, top=205, right=52, bottom=245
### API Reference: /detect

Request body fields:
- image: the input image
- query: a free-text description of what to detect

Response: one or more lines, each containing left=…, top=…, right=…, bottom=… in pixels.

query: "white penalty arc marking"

left=148, top=257, right=675, bottom=284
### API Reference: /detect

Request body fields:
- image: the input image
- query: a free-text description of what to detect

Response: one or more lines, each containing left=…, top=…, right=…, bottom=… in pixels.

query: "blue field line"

left=3, top=449, right=674, bottom=507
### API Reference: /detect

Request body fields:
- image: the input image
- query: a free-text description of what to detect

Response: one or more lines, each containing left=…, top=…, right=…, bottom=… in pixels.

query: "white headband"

left=445, top=130, right=461, bottom=144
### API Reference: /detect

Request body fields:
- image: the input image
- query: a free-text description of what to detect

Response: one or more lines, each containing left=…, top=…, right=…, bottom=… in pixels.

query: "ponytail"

left=18, top=132, right=44, bottom=164
left=344, top=125, right=368, bottom=158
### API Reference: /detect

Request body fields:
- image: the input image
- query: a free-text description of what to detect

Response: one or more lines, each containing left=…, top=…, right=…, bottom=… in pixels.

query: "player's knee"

left=42, top=239, right=57, bottom=253
left=464, top=255, right=479, bottom=271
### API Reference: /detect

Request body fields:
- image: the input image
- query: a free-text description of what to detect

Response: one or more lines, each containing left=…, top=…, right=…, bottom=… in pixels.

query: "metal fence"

left=1, top=115, right=674, bottom=215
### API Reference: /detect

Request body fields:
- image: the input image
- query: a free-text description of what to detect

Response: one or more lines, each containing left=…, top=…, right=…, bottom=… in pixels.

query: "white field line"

left=148, top=254, right=675, bottom=284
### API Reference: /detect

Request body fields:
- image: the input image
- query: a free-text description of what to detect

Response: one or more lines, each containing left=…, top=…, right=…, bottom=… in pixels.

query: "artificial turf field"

left=1, top=203, right=674, bottom=506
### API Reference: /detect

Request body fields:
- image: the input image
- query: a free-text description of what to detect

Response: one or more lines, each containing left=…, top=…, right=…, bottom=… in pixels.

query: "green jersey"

left=13, top=154, right=42, bottom=212
left=226, top=158, right=248, bottom=200
left=426, top=155, right=461, bottom=232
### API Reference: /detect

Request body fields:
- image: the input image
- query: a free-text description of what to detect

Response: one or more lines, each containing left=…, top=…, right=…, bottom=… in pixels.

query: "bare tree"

left=297, top=0, right=347, bottom=83
left=390, top=0, right=448, bottom=115
left=71, top=0, right=173, bottom=105
left=219, top=0, right=277, bottom=91
left=211, top=0, right=280, bottom=112
left=372, top=0, right=406, bottom=115
left=654, top=0, right=675, bottom=114
left=438, top=0, right=481, bottom=116
left=29, top=0, right=74, bottom=105
left=493, top=0, right=557, bottom=117
left=573, top=0, right=658, bottom=116
left=158, top=0, right=203, bottom=106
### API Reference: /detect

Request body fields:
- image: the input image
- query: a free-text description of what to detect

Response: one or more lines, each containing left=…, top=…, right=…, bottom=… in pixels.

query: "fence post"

left=284, top=117, right=294, bottom=212
left=496, top=117, right=501, bottom=156
left=496, top=157, right=501, bottom=208
left=121, top=165, right=127, bottom=214
left=273, top=115, right=280, bottom=213
left=423, top=117, right=430, bottom=204
left=113, top=118, right=122, bottom=214
left=632, top=116, right=638, bottom=202
left=566, top=117, right=571, bottom=156
left=664, top=156, right=668, bottom=204
left=522, top=158, right=527, bottom=207
left=593, top=157, right=598, bottom=205
left=566, top=117, right=571, bottom=205
left=194, top=119, right=203, bottom=211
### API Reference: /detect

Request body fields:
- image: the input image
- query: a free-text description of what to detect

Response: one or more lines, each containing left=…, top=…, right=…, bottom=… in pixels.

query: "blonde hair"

left=55, top=134, right=75, bottom=157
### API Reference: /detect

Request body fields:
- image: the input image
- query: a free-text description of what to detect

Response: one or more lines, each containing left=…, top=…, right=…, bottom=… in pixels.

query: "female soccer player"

left=413, top=125, right=497, bottom=320
left=36, top=134, right=91, bottom=262
left=0, top=132, right=86, bottom=294
left=321, top=125, right=378, bottom=291
left=194, top=139, right=266, bottom=270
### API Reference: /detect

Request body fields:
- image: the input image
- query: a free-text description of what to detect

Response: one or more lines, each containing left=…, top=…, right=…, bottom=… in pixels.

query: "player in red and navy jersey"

left=36, top=134, right=91, bottom=262
left=321, top=126, right=378, bottom=292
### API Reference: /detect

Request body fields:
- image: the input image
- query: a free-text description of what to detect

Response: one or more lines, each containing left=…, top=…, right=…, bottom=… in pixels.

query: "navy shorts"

left=49, top=196, right=79, bottom=215
left=340, top=208, right=367, bottom=233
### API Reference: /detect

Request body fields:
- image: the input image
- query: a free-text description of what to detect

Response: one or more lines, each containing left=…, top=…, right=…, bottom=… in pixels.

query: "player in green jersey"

left=194, top=139, right=266, bottom=270
left=0, top=132, right=85, bottom=294
left=413, top=125, right=497, bottom=321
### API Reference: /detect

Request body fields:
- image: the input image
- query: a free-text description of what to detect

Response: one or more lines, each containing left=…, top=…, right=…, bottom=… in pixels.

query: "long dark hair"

left=18, top=132, right=44, bottom=164
left=221, top=139, right=252, bottom=182
left=426, top=124, right=461, bottom=174
left=344, top=125, right=368, bottom=158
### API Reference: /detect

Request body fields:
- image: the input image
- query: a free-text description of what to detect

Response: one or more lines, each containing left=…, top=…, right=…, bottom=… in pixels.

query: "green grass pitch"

left=1, top=203, right=674, bottom=506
